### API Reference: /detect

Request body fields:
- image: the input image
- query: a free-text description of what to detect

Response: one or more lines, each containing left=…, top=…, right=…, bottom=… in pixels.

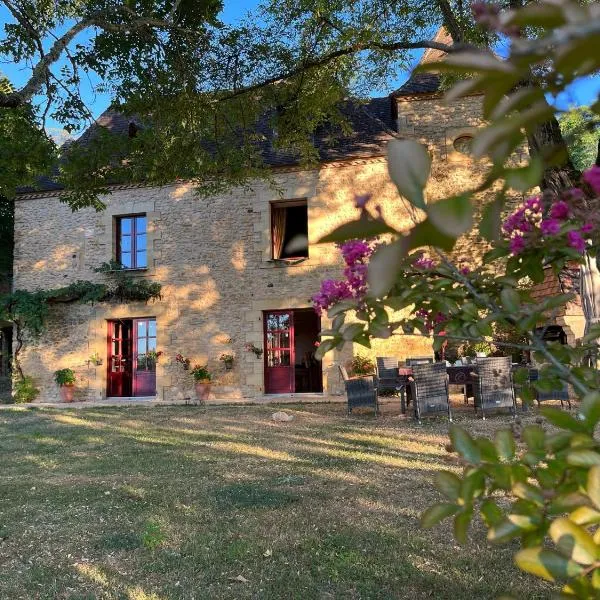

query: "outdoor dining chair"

left=339, top=365, right=379, bottom=416
left=409, top=362, right=452, bottom=424
left=529, top=369, right=571, bottom=409
left=473, top=356, right=517, bottom=419
left=405, top=356, right=435, bottom=366
left=376, top=357, right=408, bottom=412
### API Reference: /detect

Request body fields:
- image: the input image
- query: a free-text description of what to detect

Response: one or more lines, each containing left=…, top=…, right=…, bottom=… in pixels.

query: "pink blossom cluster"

left=413, top=256, right=435, bottom=269
left=415, top=308, right=447, bottom=332
left=584, top=166, right=600, bottom=195
left=503, top=173, right=600, bottom=256
left=502, top=196, right=542, bottom=254
left=312, top=239, right=376, bottom=315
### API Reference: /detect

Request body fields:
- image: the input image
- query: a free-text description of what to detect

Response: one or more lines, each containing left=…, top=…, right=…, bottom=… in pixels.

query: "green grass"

left=0, top=402, right=554, bottom=599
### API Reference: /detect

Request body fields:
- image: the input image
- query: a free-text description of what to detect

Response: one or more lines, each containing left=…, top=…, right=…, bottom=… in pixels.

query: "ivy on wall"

left=0, top=273, right=162, bottom=380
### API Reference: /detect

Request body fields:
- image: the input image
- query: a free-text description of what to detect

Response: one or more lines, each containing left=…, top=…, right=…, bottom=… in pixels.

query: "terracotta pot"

left=194, top=381, right=211, bottom=402
left=59, top=384, right=75, bottom=403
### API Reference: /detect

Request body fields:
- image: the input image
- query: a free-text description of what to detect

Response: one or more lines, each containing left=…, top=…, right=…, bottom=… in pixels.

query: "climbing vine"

left=0, top=275, right=162, bottom=380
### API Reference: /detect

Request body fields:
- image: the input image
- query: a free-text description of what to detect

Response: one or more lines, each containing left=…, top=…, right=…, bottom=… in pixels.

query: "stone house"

left=11, top=45, right=508, bottom=403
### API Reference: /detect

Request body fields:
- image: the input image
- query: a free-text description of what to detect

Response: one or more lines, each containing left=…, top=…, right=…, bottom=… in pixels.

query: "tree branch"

left=219, top=39, right=457, bottom=102
left=436, top=0, right=464, bottom=43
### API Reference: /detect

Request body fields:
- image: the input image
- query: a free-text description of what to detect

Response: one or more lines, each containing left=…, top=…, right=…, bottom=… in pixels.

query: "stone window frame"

left=101, top=199, right=158, bottom=273
left=445, top=126, right=478, bottom=163
left=270, top=198, right=309, bottom=262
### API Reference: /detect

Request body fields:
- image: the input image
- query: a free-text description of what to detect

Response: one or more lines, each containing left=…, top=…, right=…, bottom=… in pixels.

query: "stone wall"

left=13, top=93, right=524, bottom=402
left=13, top=159, right=432, bottom=402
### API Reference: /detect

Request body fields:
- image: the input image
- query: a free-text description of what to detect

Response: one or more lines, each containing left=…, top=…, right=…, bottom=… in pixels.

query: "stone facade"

left=12, top=93, right=501, bottom=403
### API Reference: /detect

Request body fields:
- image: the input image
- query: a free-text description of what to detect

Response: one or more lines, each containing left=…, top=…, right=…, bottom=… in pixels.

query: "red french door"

left=133, top=318, right=157, bottom=396
left=107, top=318, right=156, bottom=397
left=107, top=320, right=133, bottom=397
left=264, top=311, right=295, bottom=394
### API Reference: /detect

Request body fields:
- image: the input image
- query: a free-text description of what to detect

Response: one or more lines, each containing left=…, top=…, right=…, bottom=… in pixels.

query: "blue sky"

left=1, top=0, right=598, bottom=138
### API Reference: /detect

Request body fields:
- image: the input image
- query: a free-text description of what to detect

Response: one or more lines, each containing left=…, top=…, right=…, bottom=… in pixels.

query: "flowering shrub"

left=311, top=1, right=600, bottom=595
left=312, top=238, right=377, bottom=315
left=348, top=354, right=375, bottom=376
left=244, top=342, right=263, bottom=358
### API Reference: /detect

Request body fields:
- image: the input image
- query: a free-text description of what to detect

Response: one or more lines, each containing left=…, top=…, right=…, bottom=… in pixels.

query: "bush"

left=349, top=354, right=375, bottom=375
left=53, top=368, right=76, bottom=386
left=13, top=376, right=39, bottom=403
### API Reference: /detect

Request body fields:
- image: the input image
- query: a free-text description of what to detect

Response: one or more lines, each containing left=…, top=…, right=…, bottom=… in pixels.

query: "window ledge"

left=102, top=267, right=149, bottom=273
left=270, top=257, right=309, bottom=266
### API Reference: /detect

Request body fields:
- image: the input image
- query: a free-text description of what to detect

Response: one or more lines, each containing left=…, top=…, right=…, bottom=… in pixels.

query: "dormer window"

left=271, top=200, right=309, bottom=260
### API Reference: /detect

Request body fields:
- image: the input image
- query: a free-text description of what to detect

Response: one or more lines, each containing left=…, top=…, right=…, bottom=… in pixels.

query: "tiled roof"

left=393, top=27, right=452, bottom=97
left=18, top=96, right=398, bottom=194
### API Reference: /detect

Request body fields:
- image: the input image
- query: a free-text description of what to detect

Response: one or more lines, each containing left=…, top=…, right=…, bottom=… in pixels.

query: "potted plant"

left=54, top=368, right=76, bottom=402
left=349, top=354, right=375, bottom=376
left=191, top=364, right=212, bottom=402
left=219, top=353, right=234, bottom=370
left=175, top=353, right=191, bottom=370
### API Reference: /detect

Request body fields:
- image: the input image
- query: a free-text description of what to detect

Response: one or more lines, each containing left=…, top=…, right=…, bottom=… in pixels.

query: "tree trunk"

left=526, top=112, right=580, bottom=194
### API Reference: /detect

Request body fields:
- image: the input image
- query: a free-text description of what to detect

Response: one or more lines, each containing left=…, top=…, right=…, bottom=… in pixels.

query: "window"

left=271, top=200, right=308, bottom=260
left=453, top=135, right=474, bottom=156
left=116, top=215, right=147, bottom=269
left=0, top=327, right=11, bottom=378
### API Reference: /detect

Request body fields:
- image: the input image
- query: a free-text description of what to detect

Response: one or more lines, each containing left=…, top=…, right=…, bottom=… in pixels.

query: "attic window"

left=453, top=135, right=474, bottom=156
left=271, top=200, right=308, bottom=260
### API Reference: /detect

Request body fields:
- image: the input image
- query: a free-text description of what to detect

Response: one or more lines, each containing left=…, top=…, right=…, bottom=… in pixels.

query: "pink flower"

left=459, top=266, right=470, bottom=275
left=550, top=200, right=570, bottom=220
left=314, top=341, right=320, bottom=347
left=583, top=166, right=600, bottom=195
left=414, top=256, right=435, bottom=269
left=541, top=218, right=561, bottom=236
left=581, top=223, right=594, bottom=235
left=509, top=236, right=525, bottom=254
left=567, top=230, right=586, bottom=254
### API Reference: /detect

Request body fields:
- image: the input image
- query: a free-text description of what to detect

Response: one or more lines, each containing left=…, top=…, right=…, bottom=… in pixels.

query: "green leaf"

left=479, top=197, right=502, bottom=242
left=341, top=323, right=365, bottom=341
left=515, top=548, right=584, bottom=582
left=319, top=216, right=396, bottom=244
left=427, top=194, right=473, bottom=237
left=500, top=288, right=521, bottom=312
left=522, top=425, right=545, bottom=452
left=387, top=139, right=430, bottom=209
left=454, top=507, right=473, bottom=544
left=460, top=470, right=485, bottom=503
left=407, top=218, right=457, bottom=253
left=480, top=499, right=504, bottom=527
left=495, top=429, right=516, bottom=461
left=512, top=482, right=544, bottom=506
left=549, top=518, right=599, bottom=565
left=580, top=392, right=600, bottom=430
left=513, top=367, right=530, bottom=385
left=504, top=159, right=543, bottom=192
left=488, top=514, right=537, bottom=543
left=449, top=426, right=481, bottom=465
left=420, top=503, right=459, bottom=528
left=541, top=408, right=588, bottom=433
left=434, top=471, right=461, bottom=501
left=566, top=450, right=600, bottom=467
left=588, top=466, right=600, bottom=510
left=569, top=506, right=600, bottom=526
left=367, top=240, right=405, bottom=298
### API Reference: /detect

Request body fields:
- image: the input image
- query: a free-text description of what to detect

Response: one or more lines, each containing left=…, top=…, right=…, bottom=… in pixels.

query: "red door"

left=107, top=320, right=133, bottom=397
left=264, top=311, right=295, bottom=394
left=133, top=318, right=157, bottom=396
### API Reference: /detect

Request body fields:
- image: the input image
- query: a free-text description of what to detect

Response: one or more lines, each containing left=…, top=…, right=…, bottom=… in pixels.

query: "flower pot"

left=194, top=381, right=211, bottom=402
left=59, top=384, right=75, bottom=403
left=224, top=362, right=233, bottom=371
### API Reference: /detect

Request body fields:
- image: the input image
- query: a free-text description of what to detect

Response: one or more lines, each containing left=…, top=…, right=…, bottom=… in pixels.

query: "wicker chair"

left=529, top=369, right=571, bottom=409
left=473, top=357, right=517, bottom=419
left=406, top=356, right=435, bottom=366
left=409, top=362, right=452, bottom=423
left=376, top=357, right=408, bottom=412
left=339, top=365, right=378, bottom=415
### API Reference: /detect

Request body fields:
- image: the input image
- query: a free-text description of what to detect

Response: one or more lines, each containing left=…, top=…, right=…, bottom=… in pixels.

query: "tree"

left=560, top=107, right=600, bottom=171
left=1, top=0, right=588, bottom=209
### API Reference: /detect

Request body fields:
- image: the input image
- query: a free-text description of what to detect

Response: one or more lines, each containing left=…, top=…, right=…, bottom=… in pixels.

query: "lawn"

left=0, top=401, right=553, bottom=599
